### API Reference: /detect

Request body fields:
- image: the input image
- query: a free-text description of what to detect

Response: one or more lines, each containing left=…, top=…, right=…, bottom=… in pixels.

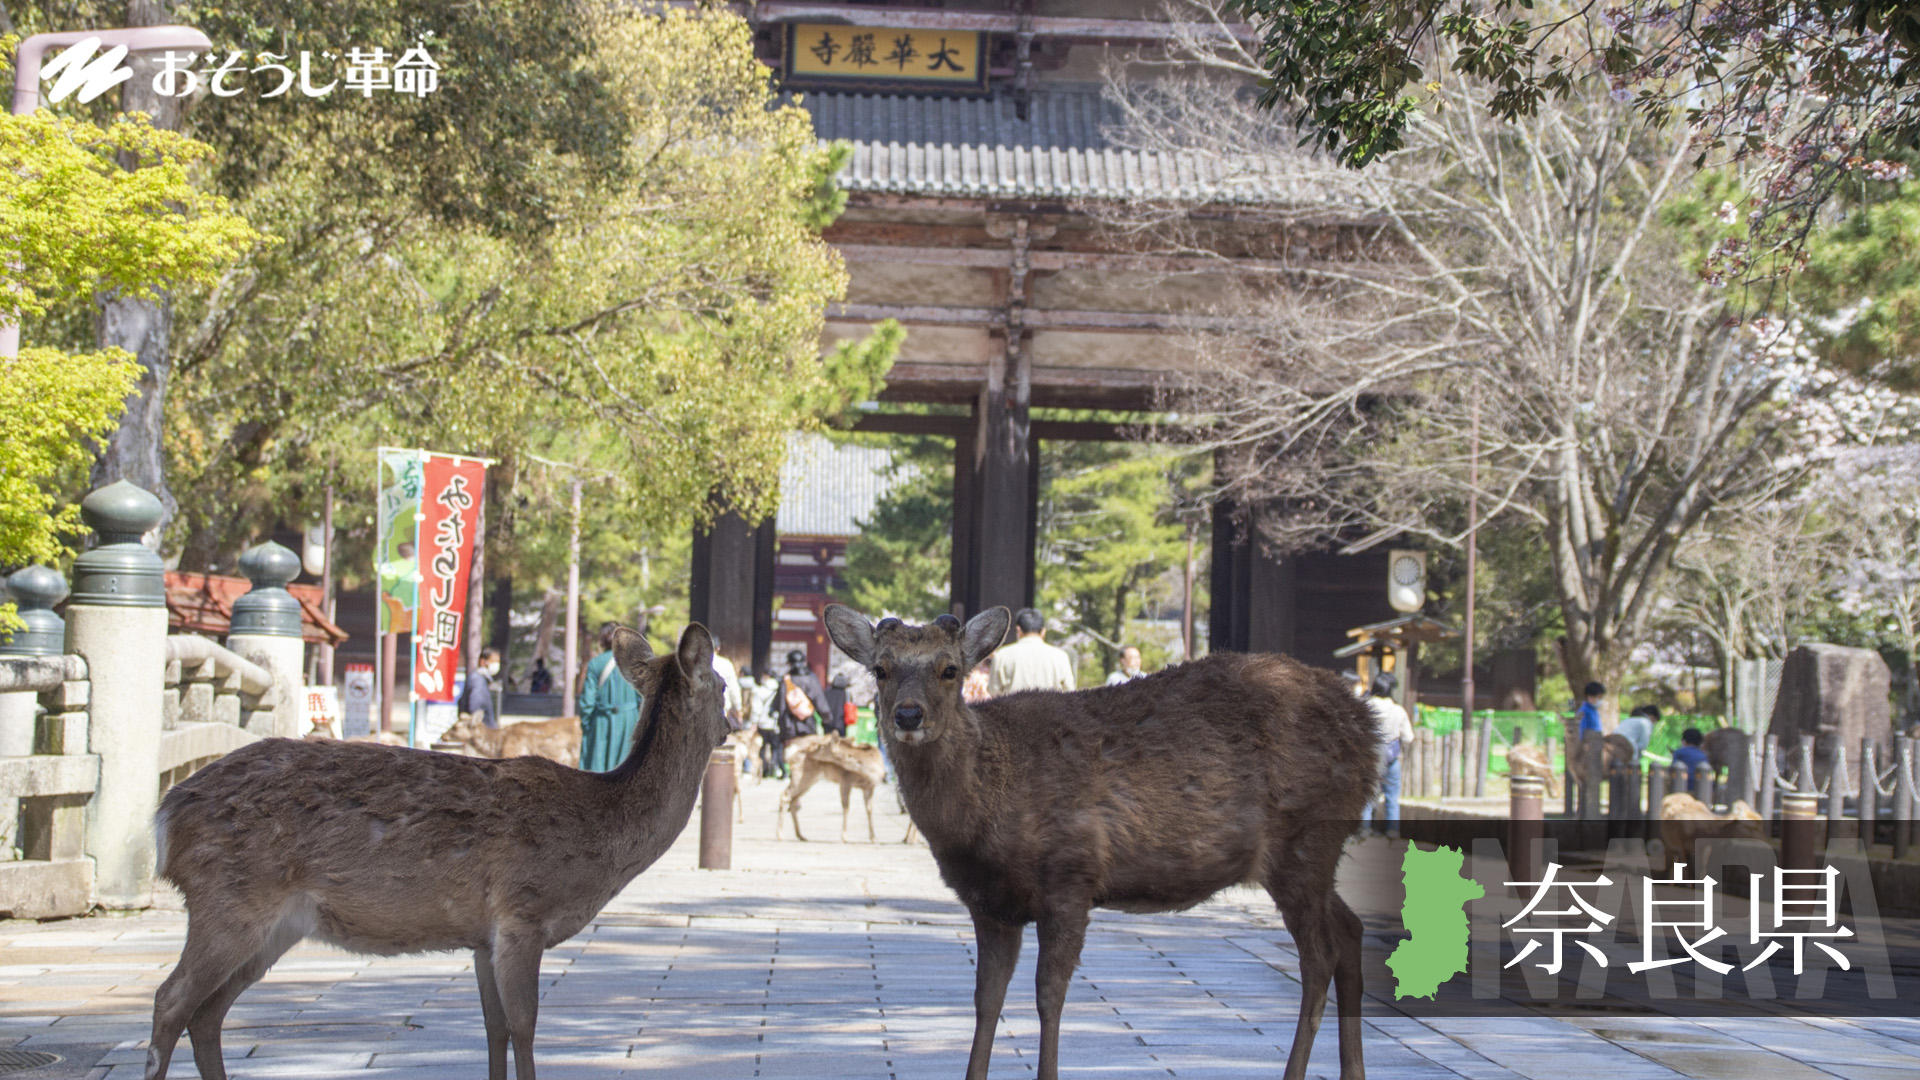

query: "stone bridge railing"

left=0, top=481, right=307, bottom=919
left=160, top=635, right=278, bottom=794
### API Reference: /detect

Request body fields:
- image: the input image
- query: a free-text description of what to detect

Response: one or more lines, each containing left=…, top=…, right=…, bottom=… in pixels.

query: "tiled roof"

left=800, top=85, right=1323, bottom=204
left=777, top=433, right=901, bottom=537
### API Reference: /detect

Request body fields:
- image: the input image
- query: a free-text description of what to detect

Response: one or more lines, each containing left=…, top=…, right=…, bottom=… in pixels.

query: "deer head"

left=824, top=605, right=1008, bottom=746
left=610, top=622, right=729, bottom=756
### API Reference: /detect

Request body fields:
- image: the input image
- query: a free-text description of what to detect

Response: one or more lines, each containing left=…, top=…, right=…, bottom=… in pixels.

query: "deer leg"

left=784, top=769, right=819, bottom=842
left=184, top=910, right=309, bottom=1080
left=1035, top=906, right=1090, bottom=1080
left=964, top=914, right=1022, bottom=1080
left=1327, top=893, right=1367, bottom=1080
left=490, top=932, right=545, bottom=1080
left=863, top=783, right=876, bottom=842
left=146, top=913, right=274, bottom=1080
left=475, top=947, right=509, bottom=1080
left=1268, top=854, right=1364, bottom=1080
left=838, top=777, right=853, bottom=842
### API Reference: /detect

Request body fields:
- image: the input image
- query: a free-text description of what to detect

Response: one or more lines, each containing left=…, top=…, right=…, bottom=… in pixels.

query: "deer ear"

left=823, top=604, right=876, bottom=665
left=677, top=623, right=715, bottom=678
left=962, top=607, right=1011, bottom=669
left=610, top=627, right=658, bottom=694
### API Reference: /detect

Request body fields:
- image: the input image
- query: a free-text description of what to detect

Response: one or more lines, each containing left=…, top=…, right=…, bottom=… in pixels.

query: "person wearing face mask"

left=457, top=647, right=503, bottom=731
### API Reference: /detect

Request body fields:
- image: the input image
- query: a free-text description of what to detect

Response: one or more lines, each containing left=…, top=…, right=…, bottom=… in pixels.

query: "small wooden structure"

left=1334, top=614, right=1458, bottom=713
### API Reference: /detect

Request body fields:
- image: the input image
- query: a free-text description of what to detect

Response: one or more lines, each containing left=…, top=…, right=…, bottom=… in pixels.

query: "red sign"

left=412, top=455, right=485, bottom=701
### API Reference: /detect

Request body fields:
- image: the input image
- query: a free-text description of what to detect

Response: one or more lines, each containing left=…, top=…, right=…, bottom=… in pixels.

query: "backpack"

left=783, top=676, right=815, bottom=720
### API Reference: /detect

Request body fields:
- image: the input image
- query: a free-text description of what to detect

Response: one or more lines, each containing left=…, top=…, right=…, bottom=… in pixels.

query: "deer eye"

left=942, top=665, right=958, bottom=680
left=874, top=666, right=888, bottom=681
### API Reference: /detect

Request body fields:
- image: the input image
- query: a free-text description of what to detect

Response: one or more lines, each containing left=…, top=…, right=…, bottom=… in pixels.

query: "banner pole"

left=564, top=477, right=582, bottom=707
left=374, top=451, right=385, bottom=733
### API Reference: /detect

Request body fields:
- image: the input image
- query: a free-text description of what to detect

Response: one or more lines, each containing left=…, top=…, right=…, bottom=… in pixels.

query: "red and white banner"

left=412, top=454, right=486, bottom=701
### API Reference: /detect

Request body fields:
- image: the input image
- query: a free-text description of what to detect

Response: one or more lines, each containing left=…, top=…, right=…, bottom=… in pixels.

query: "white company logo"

left=40, top=38, right=134, bottom=105
left=39, top=36, right=439, bottom=105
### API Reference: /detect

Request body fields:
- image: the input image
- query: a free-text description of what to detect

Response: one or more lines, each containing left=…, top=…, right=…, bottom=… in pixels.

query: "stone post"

left=1894, top=736, right=1914, bottom=861
left=1859, top=739, right=1879, bottom=848
left=1508, top=774, right=1544, bottom=888
left=0, top=566, right=67, bottom=756
left=1646, top=764, right=1667, bottom=840
left=1780, top=791, right=1822, bottom=872
left=698, top=749, right=735, bottom=870
left=68, top=481, right=169, bottom=910
left=227, top=541, right=305, bottom=738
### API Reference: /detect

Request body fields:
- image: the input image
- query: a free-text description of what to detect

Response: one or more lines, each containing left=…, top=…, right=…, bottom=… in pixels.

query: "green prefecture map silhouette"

left=1386, top=843, right=1485, bottom=999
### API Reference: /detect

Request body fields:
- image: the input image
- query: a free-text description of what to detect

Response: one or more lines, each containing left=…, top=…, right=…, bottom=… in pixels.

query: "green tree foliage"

left=0, top=100, right=256, bottom=605
left=1037, top=444, right=1207, bottom=682
left=158, top=0, right=630, bottom=239
left=837, top=435, right=954, bottom=622
left=136, top=9, right=894, bottom=582
left=1799, top=178, right=1920, bottom=389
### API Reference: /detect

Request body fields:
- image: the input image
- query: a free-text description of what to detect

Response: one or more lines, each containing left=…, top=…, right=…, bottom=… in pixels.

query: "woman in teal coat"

left=576, top=622, right=644, bottom=771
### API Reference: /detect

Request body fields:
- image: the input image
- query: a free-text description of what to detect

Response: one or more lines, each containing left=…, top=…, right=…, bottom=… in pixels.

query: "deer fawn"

left=824, top=604, right=1376, bottom=1080
left=775, top=733, right=885, bottom=842
left=145, top=624, right=727, bottom=1080
left=442, top=712, right=583, bottom=767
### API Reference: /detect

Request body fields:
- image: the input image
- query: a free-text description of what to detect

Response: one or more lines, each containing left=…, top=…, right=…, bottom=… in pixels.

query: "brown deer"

left=145, top=624, right=726, bottom=1080
left=823, top=604, right=1374, bottom=1080
left=1505, top=741, right=1561, bottom=797
left=1658, top=792, right=1766, bottom=867
left=775, top=733, right=885, bottom=842
left=443, top=713, right=583, bottom=767
left=1567, top=732, right=1639, bottom=793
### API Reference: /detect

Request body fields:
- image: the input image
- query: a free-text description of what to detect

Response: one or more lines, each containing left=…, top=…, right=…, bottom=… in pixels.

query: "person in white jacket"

left=1367, top=671, right=1415, bottom=838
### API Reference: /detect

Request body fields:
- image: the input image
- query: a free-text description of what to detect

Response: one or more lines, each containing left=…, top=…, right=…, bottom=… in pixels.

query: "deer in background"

left=443, top=713, right=583, bottom=768
left=775, top=733, right=885, bottom=842
left=824, top=604, right=1375, bottom=1080
left=145, top=624, right=727, bottom=1080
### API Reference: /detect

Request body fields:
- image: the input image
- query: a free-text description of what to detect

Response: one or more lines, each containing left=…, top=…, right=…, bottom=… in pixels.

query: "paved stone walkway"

left=3, top=775, right=1918, bottom=1079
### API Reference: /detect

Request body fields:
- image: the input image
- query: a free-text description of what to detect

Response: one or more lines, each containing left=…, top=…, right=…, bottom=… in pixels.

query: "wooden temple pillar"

left=950, top=215, right=1045, bottom=621
left=1207, top=495, right=1296, bottom=655
left=689, top=504, right=776, bottom=676
left=951, top=394, right=1038, bottom=620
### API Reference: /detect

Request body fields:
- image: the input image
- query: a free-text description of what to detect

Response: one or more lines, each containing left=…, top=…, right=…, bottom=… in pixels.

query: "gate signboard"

left=784, top=23, right=986, bottom=95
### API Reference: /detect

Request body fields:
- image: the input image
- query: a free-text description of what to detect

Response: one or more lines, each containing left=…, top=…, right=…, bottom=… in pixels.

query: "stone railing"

left=0, top=653, right=96, bottom=918
left=0, top=480, right=309, bottom=919
left=159, top=635, right=275, bottom=792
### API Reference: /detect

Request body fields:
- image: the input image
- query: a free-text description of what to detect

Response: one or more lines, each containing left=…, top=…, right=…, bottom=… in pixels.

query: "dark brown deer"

left=145, top=624, right=726, bottom=1080
left=823, top=604, right=1375, bottom=1080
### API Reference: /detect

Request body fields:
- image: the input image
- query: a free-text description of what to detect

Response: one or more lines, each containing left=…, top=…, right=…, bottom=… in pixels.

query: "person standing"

left=710, top=639, right=742, bottom=730
left=1671, top=727, right=1712, bottom=794
left=1104, top=645, right=1147, bottom=686
left=775, top=649, right=831, bottom=777
left=750, top=667, right=782, bottom=778
left=987, top=608, right=1075, bottom=695
left=457, top=647, right=502, bottom=730
left=1616, top=704, right=1658, bottom=757
left=1575, top=681, right=1607, bottom=738
left=528, top=657, right=553, bottom=695
left=1368, top=671, right=1414, bottom=838
left=822, top=672, right=851, bottom=737
left=577, top=622, right=643, bottom=772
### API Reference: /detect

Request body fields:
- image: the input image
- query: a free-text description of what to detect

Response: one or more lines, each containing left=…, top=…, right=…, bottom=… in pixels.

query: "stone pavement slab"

left=0, top=772, right=1915, bottom=1078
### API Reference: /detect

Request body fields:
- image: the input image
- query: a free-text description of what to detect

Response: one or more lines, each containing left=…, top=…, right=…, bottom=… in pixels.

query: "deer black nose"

left=893, top=704, right=924, bottom=731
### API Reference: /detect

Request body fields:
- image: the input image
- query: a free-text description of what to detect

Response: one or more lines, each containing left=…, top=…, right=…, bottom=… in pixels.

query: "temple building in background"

left=690, top=1, right=1479, bottom=695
